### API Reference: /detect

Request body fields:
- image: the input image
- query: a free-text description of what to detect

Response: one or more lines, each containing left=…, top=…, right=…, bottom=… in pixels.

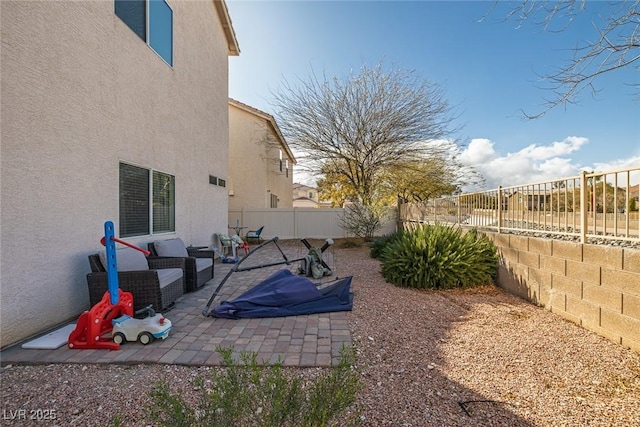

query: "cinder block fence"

left=487, top=232, right=640, bottom=353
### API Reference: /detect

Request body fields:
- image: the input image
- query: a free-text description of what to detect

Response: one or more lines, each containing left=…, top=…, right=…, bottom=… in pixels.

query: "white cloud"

left=459, top=138, right=496, bottom=164
left=459, top=136, right=588, bottom=189
left=458, top=136, right=640, bottom=189
left=592, top=156, right=640, bottom=173
left=537, top=157, right=577, bottom=178
left=519, top=136, right=588, bottom=160
left=591, top=156, right=640, bottom=186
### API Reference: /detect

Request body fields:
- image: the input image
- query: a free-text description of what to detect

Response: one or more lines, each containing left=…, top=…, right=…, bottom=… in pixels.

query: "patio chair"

left=215, top=233, right=250, bottom=258
left=87, top=247, right=184, bottom=313
left=214, top=233, right=236, bottom=258
left=245, top=225, right=264, bottom=243
left=148, top=238, right=214, bottom=293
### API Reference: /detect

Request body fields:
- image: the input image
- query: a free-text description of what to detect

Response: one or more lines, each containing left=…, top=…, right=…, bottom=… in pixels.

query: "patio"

left=0, top=240, right=352, bottom=368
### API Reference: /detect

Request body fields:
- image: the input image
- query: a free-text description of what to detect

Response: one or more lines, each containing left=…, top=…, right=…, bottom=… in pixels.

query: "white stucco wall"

left=1, top=0, right=231, bottom=348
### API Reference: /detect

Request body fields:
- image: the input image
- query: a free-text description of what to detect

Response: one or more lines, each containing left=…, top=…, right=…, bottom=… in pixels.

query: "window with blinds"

left=119, top=163, right=175, bottom=237
left=152, top=170, right=175, bottom=233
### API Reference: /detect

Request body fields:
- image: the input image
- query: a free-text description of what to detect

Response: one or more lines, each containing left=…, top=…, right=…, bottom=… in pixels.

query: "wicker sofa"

left=148, top=238, right=214, bottom=293
left=87, top=247, right=185, bottom=312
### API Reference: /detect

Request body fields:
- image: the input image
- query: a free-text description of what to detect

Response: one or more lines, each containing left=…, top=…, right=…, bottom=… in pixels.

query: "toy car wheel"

left=113, top=332, right=126, bottom=345
left=138, top=332, right=153, bottom=345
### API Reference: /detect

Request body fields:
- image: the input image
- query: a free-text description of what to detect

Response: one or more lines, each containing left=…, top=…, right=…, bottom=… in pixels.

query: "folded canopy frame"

left=202, top=236, right=338, bottom=317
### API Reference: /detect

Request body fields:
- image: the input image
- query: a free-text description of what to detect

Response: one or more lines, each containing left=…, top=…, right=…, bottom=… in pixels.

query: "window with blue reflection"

left=148, top=0, right=173, bottom=66
left=115, top=0, right=173, bottom=67
left=115, top=0, right=145, bottom=41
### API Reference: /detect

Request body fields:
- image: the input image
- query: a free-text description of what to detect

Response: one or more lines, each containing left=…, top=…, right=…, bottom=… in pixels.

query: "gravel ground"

left=2, top=244, right=639, bottom=426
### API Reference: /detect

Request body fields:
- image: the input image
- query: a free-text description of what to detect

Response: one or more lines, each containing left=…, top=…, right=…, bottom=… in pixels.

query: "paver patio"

left=0, top=240, right=352, bottom=367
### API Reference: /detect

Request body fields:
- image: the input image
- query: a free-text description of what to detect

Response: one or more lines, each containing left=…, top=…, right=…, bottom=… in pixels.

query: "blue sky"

left=227, top=0, right=640, bottom=189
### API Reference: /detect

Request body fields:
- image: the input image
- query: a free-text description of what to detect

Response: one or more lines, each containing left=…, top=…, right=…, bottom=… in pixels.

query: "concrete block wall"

left=486, top=232, right=640, bottom=353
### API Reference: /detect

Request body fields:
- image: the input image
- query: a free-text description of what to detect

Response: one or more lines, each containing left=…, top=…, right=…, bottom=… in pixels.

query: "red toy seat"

left=68, top=290, right=133, bottom=350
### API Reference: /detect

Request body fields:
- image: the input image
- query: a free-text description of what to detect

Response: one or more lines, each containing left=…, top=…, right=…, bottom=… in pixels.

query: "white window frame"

left=119, top=162, right=175, bottom=238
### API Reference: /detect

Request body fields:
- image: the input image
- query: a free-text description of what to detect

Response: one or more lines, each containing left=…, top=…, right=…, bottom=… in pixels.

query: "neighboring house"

left=506, top=190, right=552, bottom=211
left=0, top=0, right=240, bottom=348
left=228, top=98, right=295, bottom=210
left=293, top=183, right=339, bottom=208
left=293, top=183, right=320, bottom=208
left=293, top=183, right=333, bottom=208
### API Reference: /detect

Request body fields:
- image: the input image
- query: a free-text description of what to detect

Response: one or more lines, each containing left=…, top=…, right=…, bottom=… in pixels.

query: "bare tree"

left=484, top=0, right=639, bottom=118
left=270, top=63, right=459, bottom=207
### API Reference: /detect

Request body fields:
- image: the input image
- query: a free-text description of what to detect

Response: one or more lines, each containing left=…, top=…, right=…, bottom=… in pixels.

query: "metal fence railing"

left=400, top=166, right=640, bottom=244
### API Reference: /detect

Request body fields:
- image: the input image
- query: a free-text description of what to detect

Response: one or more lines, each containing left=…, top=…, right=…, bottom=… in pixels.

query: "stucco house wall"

left=1, top=0, right=239, bottom=348
left=266, top=138, right=294, bottom=209
left=228, top=99, right=295, bottom=210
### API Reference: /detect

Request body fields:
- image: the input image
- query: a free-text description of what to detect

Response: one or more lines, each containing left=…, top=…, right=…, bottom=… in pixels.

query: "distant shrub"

left=380, top=224, right=498, bottom=289
left=339, top=202, right=391, bottom=241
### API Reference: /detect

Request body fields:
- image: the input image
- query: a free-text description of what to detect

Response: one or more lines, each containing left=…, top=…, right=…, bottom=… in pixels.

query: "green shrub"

left=369, top=231, right=403, bottom=258
left=144, top=346, right=360, bottom=427
left=380, top=224, right=498, bottom=289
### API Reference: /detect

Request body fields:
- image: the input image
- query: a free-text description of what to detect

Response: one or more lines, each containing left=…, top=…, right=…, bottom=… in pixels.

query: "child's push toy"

left=112, top=305, right=172, bottom=345
left=68, top=221, right=171, bottom=349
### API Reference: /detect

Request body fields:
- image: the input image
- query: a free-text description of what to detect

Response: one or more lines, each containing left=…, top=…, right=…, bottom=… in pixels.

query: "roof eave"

left=214, top=0, right=240, bottom=56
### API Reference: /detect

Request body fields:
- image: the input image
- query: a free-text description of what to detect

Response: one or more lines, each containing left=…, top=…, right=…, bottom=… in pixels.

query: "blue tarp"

left=213, top=269, right=353, bottom=319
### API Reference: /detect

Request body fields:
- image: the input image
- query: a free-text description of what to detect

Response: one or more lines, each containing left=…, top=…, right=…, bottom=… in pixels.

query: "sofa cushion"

left=99, top=247, right=149, bottom=272
left=195, top=258, right=213, bottom=272
left=155, top=268, right=183, bottom=289
left=154, top=238, right=189, bottom=258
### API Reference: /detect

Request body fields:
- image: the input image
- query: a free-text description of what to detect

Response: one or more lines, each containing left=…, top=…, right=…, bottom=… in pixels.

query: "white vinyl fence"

left=229, top=207, right=397, bottom=240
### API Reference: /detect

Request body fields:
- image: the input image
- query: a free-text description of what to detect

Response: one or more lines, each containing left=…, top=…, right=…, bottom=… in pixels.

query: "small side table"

left=228, top=225, right=247, bottom=237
